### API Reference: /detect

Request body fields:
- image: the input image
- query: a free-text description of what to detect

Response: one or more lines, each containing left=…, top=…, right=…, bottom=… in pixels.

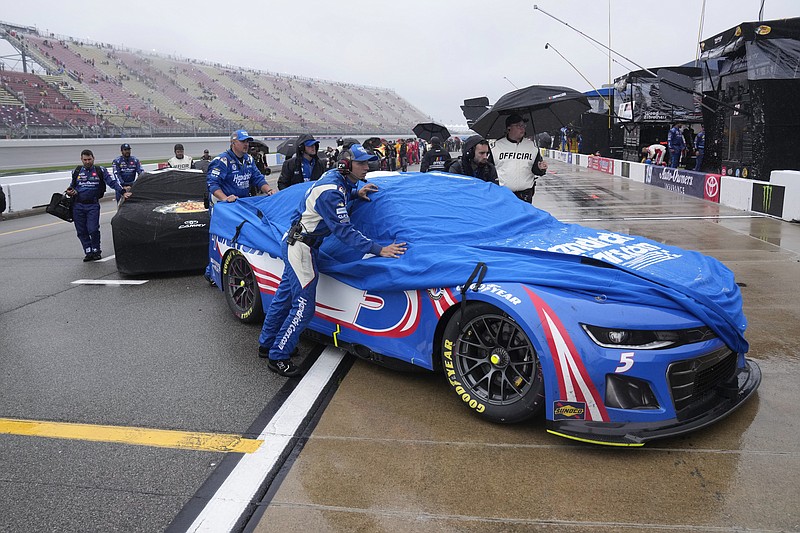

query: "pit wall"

left=1, top=155, right=283, bottom=214
left=543, top=150, right=799, bottom=223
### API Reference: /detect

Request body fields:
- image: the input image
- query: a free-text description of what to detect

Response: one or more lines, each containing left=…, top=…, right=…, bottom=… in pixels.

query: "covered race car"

left=206, top=170, right=760, bottom=446
left=112, top=168, right=209, bottom=275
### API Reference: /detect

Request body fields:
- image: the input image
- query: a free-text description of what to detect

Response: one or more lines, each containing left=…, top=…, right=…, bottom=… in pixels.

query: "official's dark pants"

left=514, top=184, right=536, bottom=204
left=259, top=239, right=319, bottom=361
left=73, top=201, right=101, bottom=254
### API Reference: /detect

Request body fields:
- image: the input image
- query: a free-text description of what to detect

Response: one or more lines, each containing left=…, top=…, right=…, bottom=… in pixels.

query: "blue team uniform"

left=205, top=149, right=269, bottom=280
left=70, top=165, right=124, bottom=257
left=206, top=149, right=267, bottom=198
left=112, top=155, right=144, bottom=201
left=668, top=126, right=686, bottom=168
left=694, top=130, right=706, bottom=171
left=258, top=168, right=383, bottom=361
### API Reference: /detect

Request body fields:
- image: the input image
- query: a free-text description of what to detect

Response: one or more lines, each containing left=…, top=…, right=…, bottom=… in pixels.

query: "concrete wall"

left=1, top=153, right=284, bottom=213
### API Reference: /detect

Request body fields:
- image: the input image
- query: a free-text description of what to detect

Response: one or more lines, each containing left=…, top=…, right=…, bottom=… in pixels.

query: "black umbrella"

left=412, top=122, right=450, bottom=142
left=471, top=85, right=590, bottom=139
left=276, top=138, right=298, bottom=157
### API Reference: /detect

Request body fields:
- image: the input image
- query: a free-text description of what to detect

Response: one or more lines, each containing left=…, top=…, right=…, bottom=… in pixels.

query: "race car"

left=206, top=170, right=760, bottom=446
left=111, top=168, right=209, bottom=275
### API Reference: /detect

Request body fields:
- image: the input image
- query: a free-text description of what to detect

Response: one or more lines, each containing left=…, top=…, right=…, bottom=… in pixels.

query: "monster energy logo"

left=763, top=185, right=773, bottom=212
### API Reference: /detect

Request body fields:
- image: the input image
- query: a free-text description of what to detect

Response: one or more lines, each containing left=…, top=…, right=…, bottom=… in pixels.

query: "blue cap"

left=120, top=143, right=131, bottom=150
left=231, top=129, right=253, bottom=141
left=348, top=144, right=378, bottom=162
left=303, top=138, right=319, bottom=147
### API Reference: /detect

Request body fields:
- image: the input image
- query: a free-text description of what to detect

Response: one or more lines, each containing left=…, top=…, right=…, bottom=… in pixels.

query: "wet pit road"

left=1, top=159, right=799, bottom=532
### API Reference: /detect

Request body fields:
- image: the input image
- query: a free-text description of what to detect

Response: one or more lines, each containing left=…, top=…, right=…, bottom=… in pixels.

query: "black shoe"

left=259, top=346, right=299, bottom=359
left=92, top=252, right=102, bottom=261
left=204, top=272, right=217, bottom=287
left=267, top=359, right=303, bottom=377
left=83, top=254, right=94, bottom=262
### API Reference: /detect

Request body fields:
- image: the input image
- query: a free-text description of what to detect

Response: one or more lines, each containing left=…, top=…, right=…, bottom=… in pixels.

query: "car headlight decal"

left=581, top=324, right=716, bottom=350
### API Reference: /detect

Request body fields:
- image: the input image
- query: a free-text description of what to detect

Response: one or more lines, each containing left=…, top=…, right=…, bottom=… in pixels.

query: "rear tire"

left=222, top=250, right=264, bottom=323
left=441, top=302, right=544, bottom=423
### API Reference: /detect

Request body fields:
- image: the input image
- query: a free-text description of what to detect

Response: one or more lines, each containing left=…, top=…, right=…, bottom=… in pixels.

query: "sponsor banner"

left=644, top=165, right=721, bottom=203
left=751, top=183, right=785, bottom=217
left=553, top=151, right=569, bottom=163
left=588, top=156, right=615, bottom=175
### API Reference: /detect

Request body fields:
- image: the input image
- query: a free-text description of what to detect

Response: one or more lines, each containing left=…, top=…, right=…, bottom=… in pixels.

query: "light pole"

left=17, top=91, right=29, bottom=139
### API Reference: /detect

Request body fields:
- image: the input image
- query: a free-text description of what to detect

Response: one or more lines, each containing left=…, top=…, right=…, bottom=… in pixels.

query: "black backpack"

left=72, top=165, right=107, bottom=199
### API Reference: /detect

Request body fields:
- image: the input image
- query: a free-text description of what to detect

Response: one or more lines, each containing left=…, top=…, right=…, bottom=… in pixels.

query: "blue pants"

left=669, top=150, right=681, bottom=168
left=204, top=203, right=215, bottom=281
left=259, top=240, right=318, bottom=361
left=73, top=202, right=101, bottom=254
left=694, top=152, right=704, bottom=172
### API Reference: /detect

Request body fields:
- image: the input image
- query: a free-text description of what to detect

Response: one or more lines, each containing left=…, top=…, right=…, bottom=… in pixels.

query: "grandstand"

left=0, top=21, right=430, bottom=139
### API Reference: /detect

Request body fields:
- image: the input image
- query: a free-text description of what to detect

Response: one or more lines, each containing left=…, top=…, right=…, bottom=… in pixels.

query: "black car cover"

left=111, top=169, right=210, bottom=275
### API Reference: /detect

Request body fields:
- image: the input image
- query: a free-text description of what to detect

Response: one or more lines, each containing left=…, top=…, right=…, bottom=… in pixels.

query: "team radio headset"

left=288, top=151, right=365, bottom=247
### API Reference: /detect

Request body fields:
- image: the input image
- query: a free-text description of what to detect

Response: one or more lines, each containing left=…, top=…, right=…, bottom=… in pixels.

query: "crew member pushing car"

left=258, top=144, right=407, bottom=377
left=204, top=129, right=275, bottom=285
left=66, top=149, right=130, bottom=262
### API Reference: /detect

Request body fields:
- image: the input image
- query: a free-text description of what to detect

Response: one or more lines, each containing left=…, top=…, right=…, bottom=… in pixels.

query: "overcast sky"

left=2, top=0, right=797, bottom=126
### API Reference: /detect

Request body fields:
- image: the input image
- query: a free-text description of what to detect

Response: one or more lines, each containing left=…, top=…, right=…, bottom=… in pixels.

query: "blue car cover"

left=210, top=171, right=748, bottom=354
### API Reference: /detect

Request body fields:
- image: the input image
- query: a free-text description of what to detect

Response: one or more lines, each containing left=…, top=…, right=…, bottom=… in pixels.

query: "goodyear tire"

left=222, top=250, right=264, bottom=324
left=441, top=302, right=544, bottom=423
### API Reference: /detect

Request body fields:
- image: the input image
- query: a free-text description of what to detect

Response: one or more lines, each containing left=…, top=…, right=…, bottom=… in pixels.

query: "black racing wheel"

left=222, top=250, right=264, bottom=324
left=442, top=302, right=544, bottom=423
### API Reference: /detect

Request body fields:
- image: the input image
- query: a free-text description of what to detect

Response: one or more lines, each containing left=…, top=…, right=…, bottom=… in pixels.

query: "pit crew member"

left=258, top=144, right=407, bottom=377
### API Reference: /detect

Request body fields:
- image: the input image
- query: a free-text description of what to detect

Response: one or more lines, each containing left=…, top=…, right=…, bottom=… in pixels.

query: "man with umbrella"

left=278, top=134, right=324, bottom=190
left=419, top=136, right=452, bottom=172
left=489, top=114, right=548, bottom=203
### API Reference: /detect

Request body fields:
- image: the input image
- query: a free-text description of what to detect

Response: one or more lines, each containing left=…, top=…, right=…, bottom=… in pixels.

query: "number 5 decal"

left=615, top=352, right=635, bottom=373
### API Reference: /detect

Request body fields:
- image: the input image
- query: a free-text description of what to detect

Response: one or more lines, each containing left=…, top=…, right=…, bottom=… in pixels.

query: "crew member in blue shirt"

left=204, top=129, right=275, bottom=284
left=258, top=145, right=407, bottom=377
left=693, top=125, right=705, bottom=172
left=66, top=149, right=129, bottom=261
left=207, top=129, right=274, bottom=202
left=667, top=121, right=686, bottom=168
left=112, top=143, right=144, bottom=202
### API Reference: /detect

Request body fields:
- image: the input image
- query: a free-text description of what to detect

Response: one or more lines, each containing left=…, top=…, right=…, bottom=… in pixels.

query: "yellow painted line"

left=0, top=219, right=67, bottom=236
left=0, top=417, right=263, bottom=453
left=0, top=209, right=117, bottom=237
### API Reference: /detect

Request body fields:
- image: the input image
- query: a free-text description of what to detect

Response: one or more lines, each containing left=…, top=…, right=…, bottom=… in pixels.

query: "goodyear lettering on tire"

left=443, top=338, right=485, bottom=414
left=222, top=249, right=236, bottom=275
